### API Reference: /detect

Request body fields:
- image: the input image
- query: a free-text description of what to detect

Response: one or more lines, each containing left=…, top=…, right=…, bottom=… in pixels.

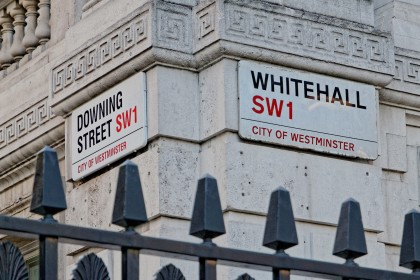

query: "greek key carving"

left=0, top=99, right=53, bottom=149
left=197, top=4, right=215, bottom=39
left=394, top=55, right=420, bottom=84
left=157, top=8, right=191, bottom=49
left=52, top=11, right=149, bottom=94
left=224, top=3, right=390, bottom=67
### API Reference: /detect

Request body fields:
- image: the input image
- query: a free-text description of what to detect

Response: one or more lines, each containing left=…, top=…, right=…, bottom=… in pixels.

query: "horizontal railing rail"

left=0, top=146, right=419, bottom=280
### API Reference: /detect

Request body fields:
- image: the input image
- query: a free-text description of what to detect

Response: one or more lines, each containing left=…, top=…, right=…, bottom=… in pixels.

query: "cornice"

left=50, top=0, right=395, bottom=116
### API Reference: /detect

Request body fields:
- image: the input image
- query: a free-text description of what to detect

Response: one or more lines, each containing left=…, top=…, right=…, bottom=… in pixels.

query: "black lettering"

left=83, top=111, right=89, bottom=128
left=116, top=91, right=123, bottom=109
left=331, top=87, right=344, bottom=105
left=317, top=84, right=329, bottom=102
left=95, top=125, right=101, bottom=144
left=109, top=96, right=116, bottom=112
left=304, top=81, right=314, bottom=100
left=106, top=119, right=112, bottom=137
left=270, top=75, right=283, bottom=93
left=345, top=89, right=356, bottom=107
left=356, top=91, right=367, bottom=109
left=77, top=136, right=83, bottom=153
left=77, top=114, right=83, bottom=132
left=89, top=130, right=95, bottom=149
left=98, top=102, right=105, bottom=120
left=290, top=78, right=302, bottom=97
left=89, top=106, right=98, bottom=123
left=251, top=71, right=269, bottom=90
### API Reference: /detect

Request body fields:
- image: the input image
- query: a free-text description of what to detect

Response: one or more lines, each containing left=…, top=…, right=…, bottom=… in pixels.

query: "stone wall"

left=0, top=0, right=420, bottom=278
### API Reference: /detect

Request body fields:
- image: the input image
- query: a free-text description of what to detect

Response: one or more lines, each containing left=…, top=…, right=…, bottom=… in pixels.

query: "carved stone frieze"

left=0, top=98, right=54, bottom=149
left=52, top=8, right=150, bottom=95
left=217, top=1, right=393, bottom=75
left=394, top=48, right=420, bottom=85
left=380, top=48, right=420, bottom=107
left=156, top=4, right=192, bottom=52
left=50, top=0, right=394, bottom=116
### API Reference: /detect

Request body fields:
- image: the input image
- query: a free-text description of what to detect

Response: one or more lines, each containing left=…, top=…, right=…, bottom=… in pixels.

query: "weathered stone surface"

left=199, top=59, right=238, bottom=140
left=284, top=0, right=374, bottom=26
left=375, top=105, right=407, bottom=172
left=147, top=66, right=199, bottom=141
left=200, top=132, right=384, bottom=232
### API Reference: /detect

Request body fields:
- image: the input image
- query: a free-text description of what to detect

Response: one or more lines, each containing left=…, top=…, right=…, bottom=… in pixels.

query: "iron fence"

left=0, top=146, right=419, bottom=279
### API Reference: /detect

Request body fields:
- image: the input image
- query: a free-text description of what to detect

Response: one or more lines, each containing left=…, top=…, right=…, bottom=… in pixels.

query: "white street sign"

left=71, top=72, right=147, bottom=180
left=239, top=61, right=378, bottom=159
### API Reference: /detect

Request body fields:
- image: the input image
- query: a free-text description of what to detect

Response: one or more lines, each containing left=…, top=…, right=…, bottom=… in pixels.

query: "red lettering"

left=252, top=95, right=264, bottom=114
left=133, top=106, right=138, bottom=123
left=266, top=98, right=283, bottom=117
left=116, top=115, right=122, bottom=132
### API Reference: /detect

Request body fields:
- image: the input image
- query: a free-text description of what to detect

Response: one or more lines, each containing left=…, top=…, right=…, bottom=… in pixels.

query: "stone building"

left=0, top=0, right=419, bottom=279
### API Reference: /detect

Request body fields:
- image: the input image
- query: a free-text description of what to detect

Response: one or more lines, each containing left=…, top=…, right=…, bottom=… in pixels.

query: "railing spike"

left=112, top=160, right=147, bottom=231
left=333, top=198, right=367, bottom=265
left=189, top=174, right=225, bottom=244
left=400, top=209, right=420, bottom=274
left=263, top=187, right=298, bottom=254
left=30, top=146, right=67, bottom=222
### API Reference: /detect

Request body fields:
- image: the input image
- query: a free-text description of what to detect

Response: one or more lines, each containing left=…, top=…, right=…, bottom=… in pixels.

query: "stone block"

left=394, top=19, right=420, bottom=52
left=147, top=66, right=199, bottom=141
left=379, top=178, right=418, bottom=245
left=385, top=244, right=410, bottom=273
left=199, top=59, right=238, bottom=140
left=200, top=132, right=385, bottom=232
left=132, top=137, right=200, bottom=219
left=386, top=134, right=407, bottom=172
left=375, top=104, right=407, bottom=172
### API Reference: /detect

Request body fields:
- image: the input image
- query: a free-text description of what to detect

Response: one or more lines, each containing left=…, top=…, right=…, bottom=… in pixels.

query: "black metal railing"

left=0, top=146, right=419, bottom=279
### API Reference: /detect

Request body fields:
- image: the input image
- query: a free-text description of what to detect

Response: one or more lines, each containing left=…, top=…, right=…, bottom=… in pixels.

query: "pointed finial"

left=333, top=198, right=367, bottom=265
left=263, top=187, right=298, bottom=254
left=400, top=209, right=420, bottom=273
left=112, top=160, right=148, bottom=231
left=189, top=174, right=225, bottom=244
left=30, top=146, right=67, bottom=222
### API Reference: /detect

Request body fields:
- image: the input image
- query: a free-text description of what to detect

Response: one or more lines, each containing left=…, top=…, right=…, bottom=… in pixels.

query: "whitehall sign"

left=238, top=61, right=378, bottom=159
left=71, top=72, right=147, bottom=180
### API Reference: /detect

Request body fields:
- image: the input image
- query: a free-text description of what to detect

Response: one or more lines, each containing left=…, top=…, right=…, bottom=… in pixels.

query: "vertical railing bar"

left=272, top=268, right=290, bottom=280
left=200, top=258, right=217, bottom=280
left=122, top=247, right=140, bottom=280
left=39, top=236, right=58, bottom=280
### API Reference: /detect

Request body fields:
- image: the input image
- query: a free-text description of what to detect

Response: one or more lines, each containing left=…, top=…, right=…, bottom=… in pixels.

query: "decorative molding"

left=194, top=1, right=218, bottom=52
left=50, top=0, right=395, bottom=116
left=156, top=5, right=192, bottom=52
left=0, top=241, right=29, bottom=280
left=394, top=49, right=420, bottom=85
left=222, top=2, right=393, bottom=74
left=72, top=253, right=110, bottom=280
left=197, top=4, right=215, bottom=40
left=0, top=141, right=65, bottom=193
left=52, top=9, right=149, bottom=95
left=237, top=273, right=255, bottom=280
left=0, top=98, right=54, bottom=149
left=155, top=264, right=185, bottom=280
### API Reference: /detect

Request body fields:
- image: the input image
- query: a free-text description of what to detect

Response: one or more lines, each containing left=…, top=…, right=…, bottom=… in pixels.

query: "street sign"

left=239, top=61, right=378, bottom=159
left=71, top=72, right=147, bottom=180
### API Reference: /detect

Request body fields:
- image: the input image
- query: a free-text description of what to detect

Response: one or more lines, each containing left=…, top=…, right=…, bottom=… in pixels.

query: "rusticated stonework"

left=52, top=10, right=149, bottom=94
left=0, top=98, right=54, bottom=149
